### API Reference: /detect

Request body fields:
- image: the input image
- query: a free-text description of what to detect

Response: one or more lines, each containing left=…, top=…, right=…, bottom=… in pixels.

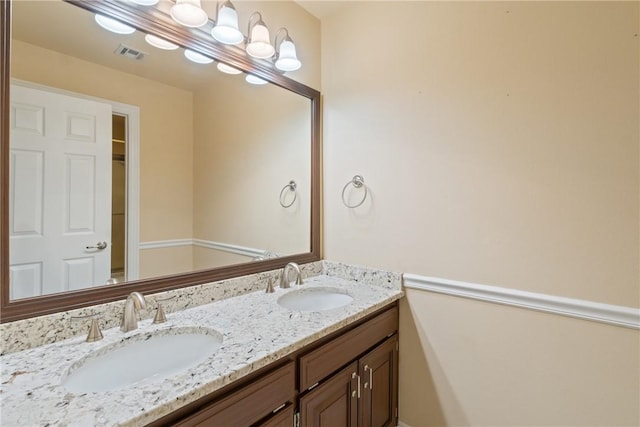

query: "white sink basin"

left=63, top=328, right=223, bottom=393
left=277, top=287, right=354, bottom=312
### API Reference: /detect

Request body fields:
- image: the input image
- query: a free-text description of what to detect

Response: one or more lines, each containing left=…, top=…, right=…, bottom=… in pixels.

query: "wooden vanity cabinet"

left=163, top=362, right=295, bottom=427
left=149, top=302, right=398, bottom=427
left=298, top=305, right=399, bottom=427
left=299, top=336, right=398, bottom=427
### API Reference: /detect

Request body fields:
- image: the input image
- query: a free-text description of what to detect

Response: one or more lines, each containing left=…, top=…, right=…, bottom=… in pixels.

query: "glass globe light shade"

left=211, top=3, right=243, bottom=45
left=275, top=40, right=301, bottom=71
left=170, top=0, right=208, bottom=28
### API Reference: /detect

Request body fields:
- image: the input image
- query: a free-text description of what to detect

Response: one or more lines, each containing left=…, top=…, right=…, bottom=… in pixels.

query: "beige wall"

left=192, top=76, right=312, bottom=258
left=321, top=2, right=639, bottom=425
left=192, top=0, right=319, bottom=259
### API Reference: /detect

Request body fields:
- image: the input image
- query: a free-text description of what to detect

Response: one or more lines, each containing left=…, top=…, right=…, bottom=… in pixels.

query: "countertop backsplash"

left=0, top=260, right=401, bottom=355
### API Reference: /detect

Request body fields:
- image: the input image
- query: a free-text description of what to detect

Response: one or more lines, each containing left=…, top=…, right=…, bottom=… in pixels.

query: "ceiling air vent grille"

left=114, top=44, right=146, bottom=61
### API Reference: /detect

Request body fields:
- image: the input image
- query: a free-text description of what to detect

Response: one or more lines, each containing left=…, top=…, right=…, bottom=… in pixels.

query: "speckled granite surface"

left=0, top=263, right=403, bottom=427
left=0, top=261, right=324, bottom=355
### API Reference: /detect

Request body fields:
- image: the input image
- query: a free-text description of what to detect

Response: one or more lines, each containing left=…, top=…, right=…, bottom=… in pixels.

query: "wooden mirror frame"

left=0, top=0, right=321, bottom=323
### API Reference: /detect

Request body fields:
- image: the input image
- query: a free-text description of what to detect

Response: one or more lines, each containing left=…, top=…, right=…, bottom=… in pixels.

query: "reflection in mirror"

left=8, top=0, right=311, bottom=300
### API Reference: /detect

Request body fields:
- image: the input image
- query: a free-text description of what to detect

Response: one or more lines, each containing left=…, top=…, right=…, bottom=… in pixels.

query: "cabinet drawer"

left=175, top=361, right=295, bottom=427
left=299, top=306, right=398, bottom=391
left=257, top=404, right=294, bottom=427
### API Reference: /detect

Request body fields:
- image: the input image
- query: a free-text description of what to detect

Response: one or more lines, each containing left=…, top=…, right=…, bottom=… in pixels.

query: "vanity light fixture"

left=217, top=62, right=243, bottom=75
left=245, top=74, right=268, bottom=85
left=94, top=14, right=136, bottom=35
left=274, top=28, right=301, bottom=72
left=170, top=0, right=208, bottom=28
left=130, top=0, right=159, bottom=5
left=246, top=12, right=275, bottom=59
left=211, top=1, right=244, bottom=45
left=184, top=49, right=214, bottom=64
left=144, top=34, right=179, bottom=50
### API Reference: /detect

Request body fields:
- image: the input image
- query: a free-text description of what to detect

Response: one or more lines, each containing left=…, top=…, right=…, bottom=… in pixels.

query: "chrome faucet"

left=120, top=291, right=146, bottom=332
left=280, top=262, right=303, bottom=289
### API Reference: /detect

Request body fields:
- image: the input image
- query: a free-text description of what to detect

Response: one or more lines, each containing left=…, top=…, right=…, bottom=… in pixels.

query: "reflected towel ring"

left=341, top=175, right=368, bottom=208
left=279, top=180, right=297, bottom=208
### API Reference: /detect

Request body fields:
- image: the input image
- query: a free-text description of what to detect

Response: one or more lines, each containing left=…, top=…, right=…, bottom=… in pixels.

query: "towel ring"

left=342, top=175, right=368, bottom=208
left=279, top=180, right=297, bottom=208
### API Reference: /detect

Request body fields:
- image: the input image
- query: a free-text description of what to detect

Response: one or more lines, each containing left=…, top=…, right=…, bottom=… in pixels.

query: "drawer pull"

left=272, top=403, right=286, bottom=414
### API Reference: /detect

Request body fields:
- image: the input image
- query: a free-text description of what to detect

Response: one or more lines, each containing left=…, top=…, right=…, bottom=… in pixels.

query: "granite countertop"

left=0, top=275, right=403, bottom=426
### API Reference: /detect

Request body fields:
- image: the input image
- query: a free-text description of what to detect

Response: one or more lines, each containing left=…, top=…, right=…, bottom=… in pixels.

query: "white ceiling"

left=294, top=0, right=348, bottom=20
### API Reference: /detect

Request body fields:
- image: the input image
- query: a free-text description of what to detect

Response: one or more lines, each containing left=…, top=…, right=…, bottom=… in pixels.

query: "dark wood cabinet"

left=359, top=336, right=398, bottom=427
left=149, top=303, right=399, bottom=427
left=299, top=362, right=359, bottom=427
left=171, top=362, right=295, bottom=427
left=257, top=404, right=295, bottom=427
left=299, top=336, right=398, bottom=427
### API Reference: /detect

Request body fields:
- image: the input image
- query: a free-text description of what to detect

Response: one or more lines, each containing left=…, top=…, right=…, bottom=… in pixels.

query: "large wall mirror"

left=0, top=0, right=321, bottom=322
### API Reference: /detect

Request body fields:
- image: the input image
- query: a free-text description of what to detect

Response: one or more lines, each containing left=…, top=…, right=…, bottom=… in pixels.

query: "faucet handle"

left=153, top=296, right=175, bottom=324
left=265, top=277, right=275, bottom=293
left=71, top=314, right=103, bottom=342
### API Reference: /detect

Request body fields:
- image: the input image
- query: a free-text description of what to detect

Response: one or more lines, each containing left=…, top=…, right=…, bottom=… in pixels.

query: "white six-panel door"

left=9, top=83, right=112, bottom=299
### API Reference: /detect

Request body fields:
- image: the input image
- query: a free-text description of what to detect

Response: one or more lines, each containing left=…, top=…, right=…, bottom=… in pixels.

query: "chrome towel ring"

left=279, top=180, right=297, bottom=208
left=342, top=175, right=368, bottom=208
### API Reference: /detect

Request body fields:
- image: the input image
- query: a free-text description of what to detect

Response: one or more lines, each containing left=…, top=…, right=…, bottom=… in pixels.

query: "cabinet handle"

left=352, top=372, right=361, bottom=399
left=365, top=364, right=373, bottom=390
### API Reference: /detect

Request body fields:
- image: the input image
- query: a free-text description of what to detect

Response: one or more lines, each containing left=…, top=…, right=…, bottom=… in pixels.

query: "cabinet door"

left=299, top=362, right=359, bottom=427
left=359, top=336, right=398, bottom=427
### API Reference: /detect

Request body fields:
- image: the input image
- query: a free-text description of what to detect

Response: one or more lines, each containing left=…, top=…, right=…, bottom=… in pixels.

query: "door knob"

left=86, top=241, right=108, bottom=250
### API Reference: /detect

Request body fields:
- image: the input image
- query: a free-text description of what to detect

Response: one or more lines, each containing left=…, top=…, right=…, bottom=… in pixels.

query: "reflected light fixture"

left=130, top=0, right=159, bottom=5
left=211, top=1, right=244, bottom=45
left=217, top=63, right=243, bottom=75
left=246, top=74, right=268, bottom=85
left=246, top=12, right=275, bottom=59
left=274, top=28, right=301, bottom=72
left=94, top=14, right=136, bottom=34
left=144, top=34, right=179, bottom=50
left=184, top=49, right=214, bottom=64
left=170, top=0, right=208, bottom=28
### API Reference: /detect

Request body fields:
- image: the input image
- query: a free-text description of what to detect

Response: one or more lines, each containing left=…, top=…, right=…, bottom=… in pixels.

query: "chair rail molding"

left=139, top=239, right=265, bottom=258
left=403, top=273, right=640, bottom=330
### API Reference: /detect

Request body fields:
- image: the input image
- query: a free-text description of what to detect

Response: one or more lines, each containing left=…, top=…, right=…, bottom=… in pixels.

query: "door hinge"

left=294, top=411, right=300, bottom=427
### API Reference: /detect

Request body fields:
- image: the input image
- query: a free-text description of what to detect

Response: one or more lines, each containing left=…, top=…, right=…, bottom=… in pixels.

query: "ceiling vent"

left=114, top=44, right=147, bottom=61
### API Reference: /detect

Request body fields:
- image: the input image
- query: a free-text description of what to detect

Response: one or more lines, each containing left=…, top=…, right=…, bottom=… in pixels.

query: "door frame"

left=11, top=79, right=141, bottom=281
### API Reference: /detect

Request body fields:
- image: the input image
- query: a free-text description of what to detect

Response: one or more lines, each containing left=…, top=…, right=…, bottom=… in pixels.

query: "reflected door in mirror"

left=10, top=84, right=113, bottom=299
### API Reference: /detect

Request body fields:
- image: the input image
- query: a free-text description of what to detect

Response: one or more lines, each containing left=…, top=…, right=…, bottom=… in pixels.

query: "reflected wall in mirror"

left=0, top=0, right=321, bottom=320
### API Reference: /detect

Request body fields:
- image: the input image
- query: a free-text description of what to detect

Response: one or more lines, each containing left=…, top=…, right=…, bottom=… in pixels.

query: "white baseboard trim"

left=403, top=273, right=640, bottom=330
left=139, top=239, right=264, bottom=258
left=397, top=421, right=411, bottom=427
